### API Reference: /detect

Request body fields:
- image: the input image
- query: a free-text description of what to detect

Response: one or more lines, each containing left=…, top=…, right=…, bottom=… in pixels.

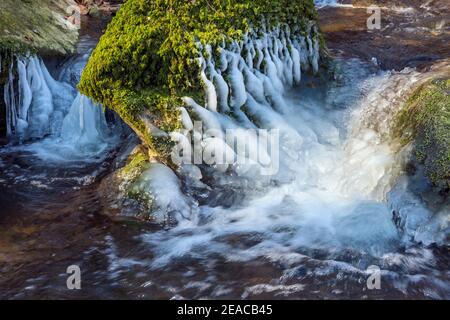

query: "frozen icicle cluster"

left=196, top=24, right=320, bottom=116
left=2, top=55, right=119, bottom=161
left=129, top=23, right=321, bottom=223
left=61, top=93, right=110, bottom=148
left=171, top=24, right=321, bottom=179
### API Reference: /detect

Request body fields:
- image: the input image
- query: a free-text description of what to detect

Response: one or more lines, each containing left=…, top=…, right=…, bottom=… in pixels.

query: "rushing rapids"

left=0, top=10, right=448, bottom=300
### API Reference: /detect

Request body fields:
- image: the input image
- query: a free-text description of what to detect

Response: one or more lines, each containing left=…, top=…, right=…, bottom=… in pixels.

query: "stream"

left=0, top=7, right=449, bottom=300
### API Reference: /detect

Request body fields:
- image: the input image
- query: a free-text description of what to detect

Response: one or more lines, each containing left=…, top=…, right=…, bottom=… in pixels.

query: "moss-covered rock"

left=0, top=0, right=81, bottom=140
left=394, top=78, right=450, bottom=191
left=0, top=0, right=79, bottom=56
left=98, top=144, right=156, bottom=220
left=78, top=0, right=318, bottom=159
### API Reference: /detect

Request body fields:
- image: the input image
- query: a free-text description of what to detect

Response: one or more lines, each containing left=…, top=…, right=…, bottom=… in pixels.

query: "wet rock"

left=318, top=1, right=450, bottom=70
left=394, top=78, right=450, bottom=192
left=0, top=0, right=79, bottom=56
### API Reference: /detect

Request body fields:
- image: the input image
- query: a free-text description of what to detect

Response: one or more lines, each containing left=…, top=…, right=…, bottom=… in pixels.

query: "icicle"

left=226, top=51, right=248, bottom=110
left=205, top=46, right=230, bottom=111
left=311, top=35, right=320, bottom=74
left=254, top=40, right=264, bottom=70
left=272, top=38, right=285, bottom=83
left=180, top=22, right=322, bottom=180
left=281, top=37, right=294, bottom=87
left=263, top=46, right=284, bottom=94
left=61, top=93, right=109, bottom=147
left=219, top=47, right=228, bottom=72
left=307, top=33, right=319, bottom=74
left=207, top=47, right=230, bottom=113
left=289, top=40, right=302, bottom=84
left=244, top=35, right=255, bottom=70
left=293, top=37, right=309, bottom=71
left=179, top=107, right=194, bottom=131
left=25, top=57, right=54, bottom=139
left=17, top=58, right=32, bottom=130
left=198, top=56, right=218, bottom=112
left=4, top=61, right=18, bottom=138
left=212, top=69, right=230, bottom=113
left=182, top=96, right=224, bottom=140
left=3, top=54, right=113, bottom=151
left=242, top=66, right=265, bottom=104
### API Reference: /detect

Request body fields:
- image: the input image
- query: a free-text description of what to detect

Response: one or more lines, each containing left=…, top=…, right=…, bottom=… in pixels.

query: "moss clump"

left=78, top=0, right=317, bottom=157
left=394, top=78, right=450, bottom=190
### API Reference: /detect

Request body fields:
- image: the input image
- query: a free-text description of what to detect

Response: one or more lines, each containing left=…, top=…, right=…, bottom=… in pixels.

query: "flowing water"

left=0, top=27, right=448, bottom=299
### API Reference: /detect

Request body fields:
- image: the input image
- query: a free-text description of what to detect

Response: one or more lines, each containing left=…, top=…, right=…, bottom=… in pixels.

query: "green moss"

left=0, top=0, right=78, bottom=56
left=117, top=146, right=155, bottom=214
left=394, top=78, right=450, bottom=189
left=78, top=0, right=317, bottom=159
left=80, top=0, right=316, bottom=95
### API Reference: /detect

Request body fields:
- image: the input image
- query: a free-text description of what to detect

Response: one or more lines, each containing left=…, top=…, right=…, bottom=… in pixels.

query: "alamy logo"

left=366, top=265, right=381, bottom=290
left=66, top=265, right=81, bottom=290
left=367, top=6, right=381, bottom=30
